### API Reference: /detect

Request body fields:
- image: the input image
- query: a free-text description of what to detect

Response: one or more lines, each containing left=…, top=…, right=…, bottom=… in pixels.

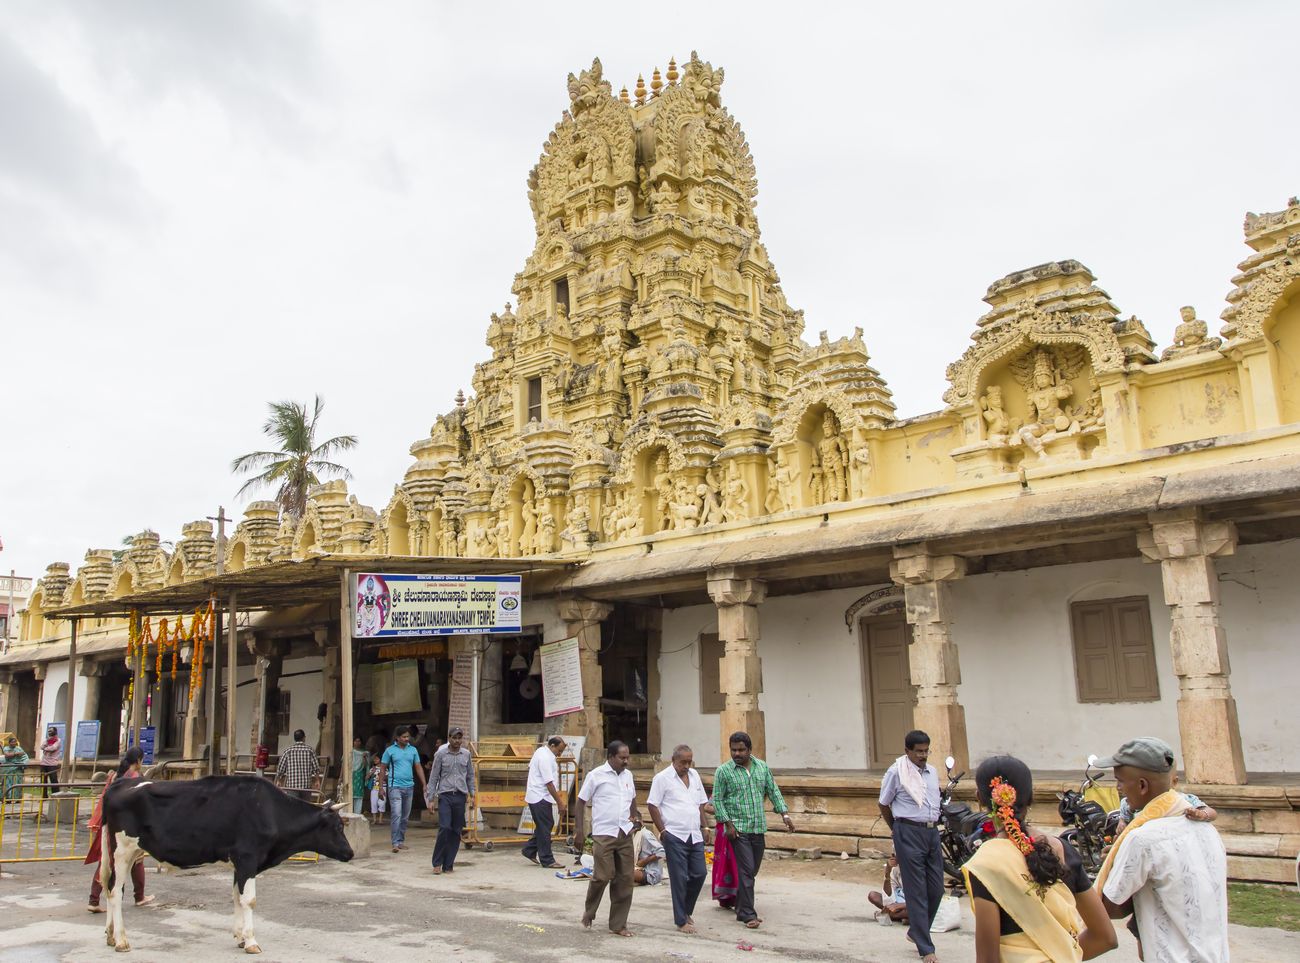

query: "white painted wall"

left=232, top=655, right=325, bottom=756
left=1216, top=539, right=1300, bottom=772
left=660, top=586, right=872, bottom=770
left=658, top=545, right=1300, bottom=775
left=38, top=660, right=90, bottom=738
left=952, top=559, right=1179, bottom=772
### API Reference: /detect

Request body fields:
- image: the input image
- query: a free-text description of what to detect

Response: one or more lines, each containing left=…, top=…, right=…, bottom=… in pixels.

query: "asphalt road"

left=0, top=825, right=1292, bottom=962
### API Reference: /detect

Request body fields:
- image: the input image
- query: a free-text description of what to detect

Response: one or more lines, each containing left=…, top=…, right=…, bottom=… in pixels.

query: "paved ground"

left=0, top=826, right=1293, bottom=962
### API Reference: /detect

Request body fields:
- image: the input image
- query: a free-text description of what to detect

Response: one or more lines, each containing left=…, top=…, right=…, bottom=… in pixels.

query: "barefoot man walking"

left=574, top=740, right=641, bottom=938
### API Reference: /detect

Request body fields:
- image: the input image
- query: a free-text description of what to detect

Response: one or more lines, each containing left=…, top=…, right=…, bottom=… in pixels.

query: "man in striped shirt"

left=711, top=731, right=795, bottom=929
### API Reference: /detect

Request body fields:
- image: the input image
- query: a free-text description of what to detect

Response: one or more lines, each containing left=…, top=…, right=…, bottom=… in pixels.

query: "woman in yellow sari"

left=963, top=756, right=1117, bottom=963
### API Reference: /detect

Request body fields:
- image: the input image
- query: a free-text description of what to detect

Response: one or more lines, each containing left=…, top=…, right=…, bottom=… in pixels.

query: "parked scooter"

left=1057, top=754, right=1120, bottom=879
left=938, top=755, right=994, bottom=890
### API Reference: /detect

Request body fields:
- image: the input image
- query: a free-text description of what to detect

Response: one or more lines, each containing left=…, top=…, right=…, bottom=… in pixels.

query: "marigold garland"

left=126, top=603, right=215, bottom=704
left=989, top=776, right=1035, bottom=856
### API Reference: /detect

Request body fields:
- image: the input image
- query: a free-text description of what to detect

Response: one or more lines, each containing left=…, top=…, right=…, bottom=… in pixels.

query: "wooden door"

left=863, top=617, right=914, bottom=767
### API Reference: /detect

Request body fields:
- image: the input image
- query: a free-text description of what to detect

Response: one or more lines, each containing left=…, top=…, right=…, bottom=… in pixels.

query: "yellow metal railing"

left=0, top=782, right=93, bottom=865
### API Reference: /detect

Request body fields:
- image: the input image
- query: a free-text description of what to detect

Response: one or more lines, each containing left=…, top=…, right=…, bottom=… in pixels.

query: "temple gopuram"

left=7, top=54, right=1299, bottom=882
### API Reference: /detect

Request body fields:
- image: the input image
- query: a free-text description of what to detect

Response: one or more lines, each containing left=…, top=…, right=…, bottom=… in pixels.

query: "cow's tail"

left=98, top=824, right=116, bottom=894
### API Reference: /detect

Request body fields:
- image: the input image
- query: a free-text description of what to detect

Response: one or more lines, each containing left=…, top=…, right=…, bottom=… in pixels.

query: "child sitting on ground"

left=867, top=854, right=908, bottom=923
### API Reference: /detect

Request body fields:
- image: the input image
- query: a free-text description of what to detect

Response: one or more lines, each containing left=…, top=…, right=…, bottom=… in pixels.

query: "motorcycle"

left=1056, top=754, right=1120, bottom=879
left=938, top=755, right=995, bottom=890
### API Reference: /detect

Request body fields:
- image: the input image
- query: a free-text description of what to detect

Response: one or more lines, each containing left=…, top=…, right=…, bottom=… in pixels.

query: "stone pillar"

left=557, top=599, right=613, bottom=748
left=32, top=663, right=47, bottom=750
left=248, top=637, right=288, bottom=761
left=889, top=547, right=970, bottom=774
left=706, top=571, right=767, bottom=761
left=79, top=660, right=111, bottom=748
left=319, top=645, right=342, bottom=770
left=1137, top=509, right=1247, bottom=785
left=0, top=672, right=17, bottom=735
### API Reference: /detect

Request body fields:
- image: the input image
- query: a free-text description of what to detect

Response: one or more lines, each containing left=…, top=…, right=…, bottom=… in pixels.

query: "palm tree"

left=231, top=396, right=358, bottom=521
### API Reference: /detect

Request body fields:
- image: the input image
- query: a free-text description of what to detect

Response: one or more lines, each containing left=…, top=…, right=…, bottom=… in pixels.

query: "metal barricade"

left=0, top=781, right=98, bottom=866
left=465, top=755, right=575, bottom=852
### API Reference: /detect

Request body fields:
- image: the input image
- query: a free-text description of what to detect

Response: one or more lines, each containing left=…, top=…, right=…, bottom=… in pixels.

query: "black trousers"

left=41, top=765, right=59, bottom=797
left=730, top=832, right=766, bottom=923
left=521, top=800, right=556, bottom=865
left=431, top=790, right=466, bottom=870
left=893, top=820, right=944, bottom=956
left=661, top=832, right=707, bottom=927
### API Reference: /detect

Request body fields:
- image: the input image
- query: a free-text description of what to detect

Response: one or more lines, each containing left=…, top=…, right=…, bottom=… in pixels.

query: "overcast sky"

left=1, top=1, right=1296, bottom=586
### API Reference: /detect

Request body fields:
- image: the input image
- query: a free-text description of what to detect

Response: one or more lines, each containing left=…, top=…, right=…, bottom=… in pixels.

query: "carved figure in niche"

left=651, top=452, right=674, bottom=530
left=613, top=185, right=634, bottom=221
left=851, top=444, right=872, bottom=498
left=456, top=529, right=468, bottom=557
left=537, top=505, right=556, bottom=554
left=609, top=490, right=643, bottom=542
left=809, top=463, right=825, bottom=506
left=1072, top=376, right=1105, bottom=430
left=647, top=180, right=680, bottom=215
left=774, top=449, right=799, bottom=512
left=1021, top=349, right=1075, bottom=435
left=814, top=411, right=849, bottom=503
left=519, top=496, right=537, bottom=556
left=980, top=385, right=1011, bottom=445
left=764, top=458, right=781, bottom=515
left=721, top=461, right=749, bottom=523
left=699, top=468, right=725, bottom=526
left=560, top=505, right=590, bottom=548
left=598, top=330, right=624, bottom=393
left=1162, top=305, right=1221, bottom=360
left=495, top=513, right=511, bottom=558
left=552, top=301, right=572, bottom=339
left=670, top=479, right=700, bottom=530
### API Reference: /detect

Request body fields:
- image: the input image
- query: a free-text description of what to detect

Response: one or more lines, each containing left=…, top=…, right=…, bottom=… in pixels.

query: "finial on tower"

left=650, top=67, right=663, bottom=98
left=455, top=389, right=466, bottom=408
left=619, top=85, right=630, bottom=104
left=667, top=56, right=679, bottom=85
left=634, top=73, right=646, bottom=105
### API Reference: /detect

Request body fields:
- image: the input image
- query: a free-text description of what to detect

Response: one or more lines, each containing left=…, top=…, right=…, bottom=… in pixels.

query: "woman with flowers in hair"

left=963, top=756, right=1116, bottom=963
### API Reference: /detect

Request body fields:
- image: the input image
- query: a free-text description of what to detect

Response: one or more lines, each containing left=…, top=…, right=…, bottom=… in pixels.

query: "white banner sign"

left=540, top=637, right=583, bottom=718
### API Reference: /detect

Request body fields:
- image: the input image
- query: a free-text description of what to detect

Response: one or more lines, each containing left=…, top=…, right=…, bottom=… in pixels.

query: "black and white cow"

left=99, top=774, right=354, bottom=953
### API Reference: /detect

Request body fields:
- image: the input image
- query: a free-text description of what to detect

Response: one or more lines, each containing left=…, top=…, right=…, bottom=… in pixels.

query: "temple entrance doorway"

left=861, top=615, right=914, bottom=768
left=598, top=604, right=659, bottom=754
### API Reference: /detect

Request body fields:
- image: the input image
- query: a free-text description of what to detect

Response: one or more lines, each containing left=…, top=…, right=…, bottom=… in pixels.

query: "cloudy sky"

left=1, top=1, right=1296, bottom=586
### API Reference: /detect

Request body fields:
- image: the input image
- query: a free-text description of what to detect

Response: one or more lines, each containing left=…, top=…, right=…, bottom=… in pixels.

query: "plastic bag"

left=931, top=894, right=962, bottom=932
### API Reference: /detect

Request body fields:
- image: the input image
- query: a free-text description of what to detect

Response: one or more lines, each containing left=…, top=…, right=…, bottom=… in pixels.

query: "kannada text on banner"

left=540, top=636, right=583, bottom=718
left=354, top=573, right=522, bottom=638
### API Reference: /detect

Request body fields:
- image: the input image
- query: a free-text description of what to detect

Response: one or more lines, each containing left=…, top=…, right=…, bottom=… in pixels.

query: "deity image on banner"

left=355, top=574, right=391, bottom=637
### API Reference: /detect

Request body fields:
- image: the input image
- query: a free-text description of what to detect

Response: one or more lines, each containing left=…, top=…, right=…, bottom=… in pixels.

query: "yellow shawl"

left=1094, top=789, right=1189, bottom=893
left=963, top=838, right=1084, bottom=963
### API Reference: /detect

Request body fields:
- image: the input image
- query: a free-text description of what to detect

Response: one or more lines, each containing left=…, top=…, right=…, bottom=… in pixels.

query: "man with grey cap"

left=428, top=727, right=475, bottom=875
left=1095, top=736, right=1228, bottom=963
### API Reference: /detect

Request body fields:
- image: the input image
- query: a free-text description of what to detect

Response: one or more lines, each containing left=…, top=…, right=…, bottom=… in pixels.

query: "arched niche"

left=296, top=521, right=318, bottom=559
left=21, top=592, right=46, bottom=641
left=113, top=571, right=134, bottom=599
left=227, top=540, right=247, bottom=572
left=637, top=445, right=673, bottom=534
left=387, top=500, right=411, bottom=556
left=166, top=556, right=186, bottom=586
left=53, top=682, right=69, bottom=724
left=1269, top=280, right=1300, bottom=424
left=507, top=476, right=537, bottom=557
left=792, top=403, right=849, bottom=508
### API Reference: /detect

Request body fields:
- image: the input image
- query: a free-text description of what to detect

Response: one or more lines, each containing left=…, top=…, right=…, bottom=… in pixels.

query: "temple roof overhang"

left=44, top=554, right=576, bottom=621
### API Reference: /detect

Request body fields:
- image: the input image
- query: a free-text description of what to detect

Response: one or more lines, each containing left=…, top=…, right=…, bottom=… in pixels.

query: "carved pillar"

left=319, top=645, right=342, bottom=771
left=557, top=599, right=614, bottom=748
left=79, top=659, right=112, bottom=739
left=32, top=663, right=47, bottom=750
left=1137, top=509, right=1247, bottom=784
left=0, top=672, right=17, bottom=735
left=248, top=637, right=288, bottom=761
left=706, top=571, right=767, bottom=761
left=889, top=548, right=970, bottom=773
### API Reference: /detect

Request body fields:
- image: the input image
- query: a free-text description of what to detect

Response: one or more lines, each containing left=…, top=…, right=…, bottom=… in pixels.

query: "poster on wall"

left=74, top=720, right=100, bottom=760
left=539, top=637, right=583, bottom=718
left=370, top=660, right=422, bottom=715
left=353, top=573, right=522, bottom=638
left=447, top=655, right=474, bottom=737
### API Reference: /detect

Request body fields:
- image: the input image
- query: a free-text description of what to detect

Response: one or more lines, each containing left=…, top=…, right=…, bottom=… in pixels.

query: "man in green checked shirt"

left=711, top=730, right=796, bottom=929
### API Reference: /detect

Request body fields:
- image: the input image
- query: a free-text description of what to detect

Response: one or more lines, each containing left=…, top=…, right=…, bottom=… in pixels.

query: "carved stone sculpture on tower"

left=520, top=496, right=538, bottom=556
left=980, top=385, right=1011, bottom=445
left=774, top=449, right=799, bottom=512
left=1162, top=305, right=1222, bottom=360
left=721, top=461, right=750, bottom=523
left=815, top=411, right=849, bottom=503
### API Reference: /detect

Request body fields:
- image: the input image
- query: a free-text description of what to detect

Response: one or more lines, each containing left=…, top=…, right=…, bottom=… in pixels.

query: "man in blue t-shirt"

left=378, top=726, right=428, bottom=853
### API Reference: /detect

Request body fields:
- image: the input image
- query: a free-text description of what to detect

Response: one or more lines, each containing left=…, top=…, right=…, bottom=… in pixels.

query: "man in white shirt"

left=647, top=744, right=711, bottom=933
left=575, top=740, right=641, bottom=938
left=522, top=735, right=567, bottom=869
left=1098, top=736, right=1229, bottom=963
